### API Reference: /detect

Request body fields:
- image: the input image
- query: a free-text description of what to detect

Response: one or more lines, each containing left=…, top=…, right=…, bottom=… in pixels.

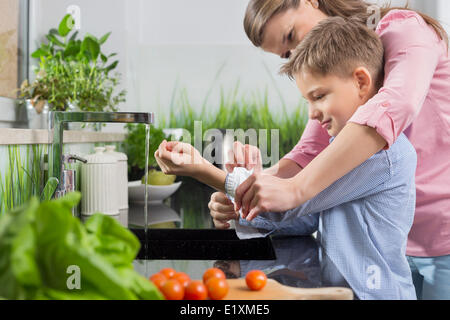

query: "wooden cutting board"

left=224, top=279, right=353, bottom=300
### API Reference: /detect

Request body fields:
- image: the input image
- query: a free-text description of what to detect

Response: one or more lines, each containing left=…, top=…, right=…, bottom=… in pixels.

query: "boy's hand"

left=154, top=140, right=206, bottom=177
left=234, top=173, right=300, bottom=221
left=208, top=192, right=239, bottom=229
left=225, top=141, right=263, bottom=173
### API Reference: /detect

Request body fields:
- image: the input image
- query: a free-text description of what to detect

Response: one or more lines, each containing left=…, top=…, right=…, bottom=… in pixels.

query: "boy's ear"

left=353, top=67, right=373, bottom=99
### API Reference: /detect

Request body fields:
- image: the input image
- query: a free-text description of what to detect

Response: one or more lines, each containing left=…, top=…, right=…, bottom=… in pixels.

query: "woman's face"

left=261, top=0, right=328, bottom=59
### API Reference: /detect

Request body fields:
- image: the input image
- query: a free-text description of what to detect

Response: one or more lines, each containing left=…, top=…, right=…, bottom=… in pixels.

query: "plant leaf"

left=69, top=30, right=79, bottom=42
left=58, top=14, right=74, bottom=37
left=81, top=37, right=100, bottom=61
left=49, top=28, right=59, bottom=36
left=40, top=178, right=59, bottom=202
left=83, top=214, right=140, bottom=266
left=46, top=33, right=65, bottom=48
left=99, top=32, right=111, bottom=45
left=104, top=60, right=118, bottom=73
left=31, top=48, right=47, bottom=59
left=85, top=33, right=98, bottom=42
left=63, top=40, right=80, bottom=58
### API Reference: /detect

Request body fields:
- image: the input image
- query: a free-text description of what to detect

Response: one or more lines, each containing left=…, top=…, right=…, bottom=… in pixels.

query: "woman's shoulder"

left=376, top=9, right=429, bottom=34
left=375, top=8, right=442, bottom=49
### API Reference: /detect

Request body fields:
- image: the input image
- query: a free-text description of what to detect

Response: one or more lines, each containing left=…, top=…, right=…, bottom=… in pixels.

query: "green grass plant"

left=160, top=82, right=309, bottom=162
left=0, top=145, right=46, bottom=214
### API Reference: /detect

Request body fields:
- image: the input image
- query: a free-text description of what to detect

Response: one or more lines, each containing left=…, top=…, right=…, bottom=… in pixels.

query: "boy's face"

left=296, top=68, right=373, bottom=137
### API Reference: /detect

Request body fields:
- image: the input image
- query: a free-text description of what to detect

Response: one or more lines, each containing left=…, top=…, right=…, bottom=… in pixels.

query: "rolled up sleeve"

left=349, top=10, right=442, bottom=149
left=238, top=212, right=320, bottom=236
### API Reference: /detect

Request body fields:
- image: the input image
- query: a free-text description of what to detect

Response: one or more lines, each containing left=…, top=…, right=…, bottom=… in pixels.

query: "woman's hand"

left=154, top=140, right=205, bottom=176
left=208, top=192, right=239, bottom=229
left=234, top=173, right=300, bottom=221
left=225, top=141, right=263, bottom=173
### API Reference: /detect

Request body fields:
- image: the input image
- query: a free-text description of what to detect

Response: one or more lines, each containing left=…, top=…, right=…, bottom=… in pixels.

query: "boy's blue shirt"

left=230, top=133, right=417, bottom=300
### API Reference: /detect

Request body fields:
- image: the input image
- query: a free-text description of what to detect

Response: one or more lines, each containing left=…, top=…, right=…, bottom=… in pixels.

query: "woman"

left=209, top=0, right=450, bottom=299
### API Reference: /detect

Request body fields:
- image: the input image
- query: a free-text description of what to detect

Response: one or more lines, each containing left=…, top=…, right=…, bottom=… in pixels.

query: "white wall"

left=122, top=0, right=302, bottom=126
left=28, top=0, right=304, bottom=130
left=136, top=0, right=250, bottom=45
left=437, top=0, right=450, bottom=34
left=29, top=0, right=445, bottom=131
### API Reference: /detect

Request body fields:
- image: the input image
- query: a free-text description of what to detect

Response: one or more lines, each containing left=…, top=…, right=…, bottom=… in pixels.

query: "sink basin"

left=131, top=228, right=276, bottom=260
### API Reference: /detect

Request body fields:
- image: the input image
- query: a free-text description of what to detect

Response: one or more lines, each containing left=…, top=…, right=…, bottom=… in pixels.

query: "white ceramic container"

left=105, top=145, right=129, bottom=209
left=81, top=147, right=119, bottom=216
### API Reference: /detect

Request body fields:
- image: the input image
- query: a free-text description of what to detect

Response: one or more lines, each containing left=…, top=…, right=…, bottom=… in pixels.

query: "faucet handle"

left=63, top=154, right=88, bottom=164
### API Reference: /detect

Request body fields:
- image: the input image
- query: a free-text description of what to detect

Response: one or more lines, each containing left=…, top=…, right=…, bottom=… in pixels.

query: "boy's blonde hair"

left=280, top=16, right=385, bottom=89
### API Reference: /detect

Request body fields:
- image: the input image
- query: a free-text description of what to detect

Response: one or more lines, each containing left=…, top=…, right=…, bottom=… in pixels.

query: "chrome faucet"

left=48, top=111, right=154, bottom=199
left=53, top=154, right=88, bottom=199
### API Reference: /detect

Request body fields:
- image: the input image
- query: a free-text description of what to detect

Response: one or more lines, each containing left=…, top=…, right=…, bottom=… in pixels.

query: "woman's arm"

left=236, top=10, right=442, bottom=215
left=348, top=10, right=443, bottom=148
left=282, top=119, right=331, bottom=168
left=291, top=123, right=387, bottom=203
left=233, top=124, right=386, bottom=217
left=263, top=158, right=303, bottom=178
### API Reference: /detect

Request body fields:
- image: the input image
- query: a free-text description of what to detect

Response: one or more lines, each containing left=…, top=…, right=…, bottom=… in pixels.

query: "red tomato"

left=160, top=279, right=184, bottom=300
left=172, top=272, right=191, bottom=288
left=184, top=280, right=208, bottom=300
left=245, top=270, right=267, bottom=291
left=149, top=273, right=167, bottom=289
left=160, top=267, right=176, bottom=279
left=202, top=267, right=226, bottom=284
left=205, top=277, right=229, bottom=300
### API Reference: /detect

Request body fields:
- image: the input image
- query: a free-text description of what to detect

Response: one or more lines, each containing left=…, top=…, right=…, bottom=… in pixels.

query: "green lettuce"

left=0, top=192, right=163, bottom=300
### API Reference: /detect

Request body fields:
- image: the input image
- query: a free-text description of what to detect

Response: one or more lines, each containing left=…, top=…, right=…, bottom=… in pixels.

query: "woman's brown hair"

left=244, top=0, right=449, bottom=48
left=280, top=16, right=385, bottom=89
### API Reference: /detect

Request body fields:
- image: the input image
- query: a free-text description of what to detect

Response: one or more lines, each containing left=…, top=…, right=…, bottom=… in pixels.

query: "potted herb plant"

left=18, top=14, right=126, bottom=129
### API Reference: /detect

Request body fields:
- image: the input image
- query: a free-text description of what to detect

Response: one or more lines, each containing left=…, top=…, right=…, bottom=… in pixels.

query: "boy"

left=155, top=17, right=417, bottom=299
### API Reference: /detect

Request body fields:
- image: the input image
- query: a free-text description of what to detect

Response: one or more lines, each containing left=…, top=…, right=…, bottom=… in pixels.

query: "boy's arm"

left=155, top=140, right=227, bottom=192
left=155, top=141, right=302, bottom=193
left=195, top=162, right=227, bottom=193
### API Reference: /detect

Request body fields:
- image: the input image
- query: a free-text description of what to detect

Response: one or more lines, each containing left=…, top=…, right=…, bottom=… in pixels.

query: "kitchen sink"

left=131, top=228, right=276, bottom=260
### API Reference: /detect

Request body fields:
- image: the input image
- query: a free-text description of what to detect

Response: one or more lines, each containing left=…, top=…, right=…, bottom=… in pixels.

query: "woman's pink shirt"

left=284, top=10, right=450, bottom=257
